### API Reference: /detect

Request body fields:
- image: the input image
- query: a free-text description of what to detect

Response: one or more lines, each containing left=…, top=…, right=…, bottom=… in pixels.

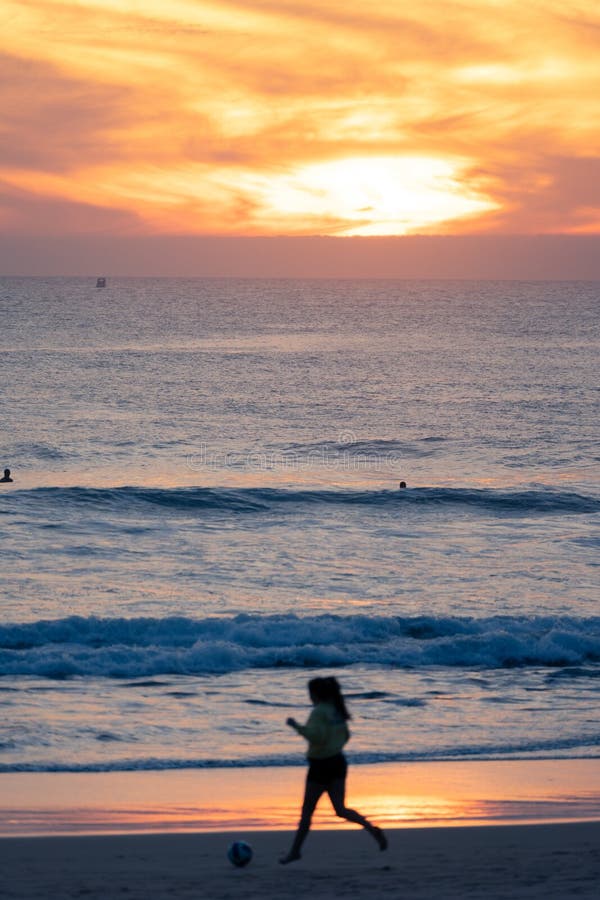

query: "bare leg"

left=280, top=780, right=325, bottom=864
left=327, top=778, right=387, bottom=850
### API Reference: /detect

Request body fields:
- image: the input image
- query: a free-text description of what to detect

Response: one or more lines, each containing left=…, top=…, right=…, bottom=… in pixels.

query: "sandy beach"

left=1, top=760, right=599, bottom=898
left=1, top=822, right=599, bottom=900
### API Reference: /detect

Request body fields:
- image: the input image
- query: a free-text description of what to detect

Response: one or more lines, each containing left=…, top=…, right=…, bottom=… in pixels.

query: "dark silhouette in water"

left=280, top=676, right=387, bottom=864
left=0, top=468, right=13, bottom=483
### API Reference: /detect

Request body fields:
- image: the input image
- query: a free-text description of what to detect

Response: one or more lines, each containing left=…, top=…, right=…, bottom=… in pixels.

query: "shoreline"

left=1, top=757, right=599, bottom=837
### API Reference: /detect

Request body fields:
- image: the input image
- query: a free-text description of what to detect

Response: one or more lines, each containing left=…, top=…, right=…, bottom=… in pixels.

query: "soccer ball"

left=227, top=840, right=253, bottom=867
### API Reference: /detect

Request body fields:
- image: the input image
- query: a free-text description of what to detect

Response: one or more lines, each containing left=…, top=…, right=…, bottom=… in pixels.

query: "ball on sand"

left=227, top=841, right=253, bottom=867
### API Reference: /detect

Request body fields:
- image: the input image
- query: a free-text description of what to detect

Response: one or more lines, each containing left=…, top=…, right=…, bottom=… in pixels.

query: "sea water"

left=0, top=277, right=598, bottom=773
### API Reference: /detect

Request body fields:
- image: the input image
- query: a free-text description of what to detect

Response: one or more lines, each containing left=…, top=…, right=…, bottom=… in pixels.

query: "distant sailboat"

left=96, top=277, right=106, bottom=288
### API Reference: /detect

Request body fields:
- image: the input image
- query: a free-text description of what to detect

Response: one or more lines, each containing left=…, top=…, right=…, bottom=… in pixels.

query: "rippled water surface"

left=0, top=277, right=598, bottom=771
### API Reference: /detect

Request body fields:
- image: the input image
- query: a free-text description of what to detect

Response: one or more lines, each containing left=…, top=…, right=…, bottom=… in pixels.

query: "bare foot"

left=372, top=827, right=388, bottom=851
left=279, top=851, right=302, bottom=865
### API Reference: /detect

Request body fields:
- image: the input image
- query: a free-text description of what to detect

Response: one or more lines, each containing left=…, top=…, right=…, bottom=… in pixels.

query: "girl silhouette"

left=280, top=676, right=387, bottom=864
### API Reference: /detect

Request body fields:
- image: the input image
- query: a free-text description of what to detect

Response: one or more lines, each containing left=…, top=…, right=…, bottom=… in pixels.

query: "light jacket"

left=292, top=702, right=350, bottom=759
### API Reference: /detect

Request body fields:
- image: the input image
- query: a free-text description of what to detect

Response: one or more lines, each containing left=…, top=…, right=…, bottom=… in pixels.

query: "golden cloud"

left=2, top=0, right=599, bottom=235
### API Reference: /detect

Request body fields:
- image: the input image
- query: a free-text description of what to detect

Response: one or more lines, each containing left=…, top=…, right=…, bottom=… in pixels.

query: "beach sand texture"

left=2, top=823, right=600, bottom=900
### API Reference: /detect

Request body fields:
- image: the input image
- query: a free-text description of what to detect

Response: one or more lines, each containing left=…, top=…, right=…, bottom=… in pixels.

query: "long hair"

left=308, top=676, right=351, bottom=721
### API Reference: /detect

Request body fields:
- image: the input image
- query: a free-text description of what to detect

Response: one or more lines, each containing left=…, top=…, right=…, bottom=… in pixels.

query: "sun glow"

left=3, top=1, right=600, bottom=240
left=255, top=156, right=497, bottom=235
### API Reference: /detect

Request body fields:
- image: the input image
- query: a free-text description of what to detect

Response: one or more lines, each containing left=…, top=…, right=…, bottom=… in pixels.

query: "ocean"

left=0, top=277, right=599, bottom=774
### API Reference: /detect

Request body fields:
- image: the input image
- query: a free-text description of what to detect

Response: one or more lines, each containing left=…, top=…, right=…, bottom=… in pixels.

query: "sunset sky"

left=2, top=1, right=600, bottom=274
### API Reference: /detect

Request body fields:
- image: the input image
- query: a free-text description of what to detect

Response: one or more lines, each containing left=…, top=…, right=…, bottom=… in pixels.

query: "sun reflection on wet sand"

left=1, top=759, right=598, bottom=836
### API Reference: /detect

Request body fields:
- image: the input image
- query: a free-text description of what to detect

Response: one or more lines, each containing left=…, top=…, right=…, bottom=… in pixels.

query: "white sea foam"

left=1, top=614, right=599, bottom=678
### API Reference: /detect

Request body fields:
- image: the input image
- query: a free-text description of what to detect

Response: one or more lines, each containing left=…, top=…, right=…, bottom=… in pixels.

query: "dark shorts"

left=306, top=752, right=347, bottom=786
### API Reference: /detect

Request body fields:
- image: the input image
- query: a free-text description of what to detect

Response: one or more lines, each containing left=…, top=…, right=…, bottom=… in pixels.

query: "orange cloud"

left=2, top=1, right=599, bottom=236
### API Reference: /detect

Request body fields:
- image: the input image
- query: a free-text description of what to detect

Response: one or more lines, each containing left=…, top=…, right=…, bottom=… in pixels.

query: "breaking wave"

left=1, top=613, right=600, bottom=679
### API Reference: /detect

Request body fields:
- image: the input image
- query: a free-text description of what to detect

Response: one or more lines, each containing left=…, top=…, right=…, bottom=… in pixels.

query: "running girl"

left=280, top=676, right=387, bottom=864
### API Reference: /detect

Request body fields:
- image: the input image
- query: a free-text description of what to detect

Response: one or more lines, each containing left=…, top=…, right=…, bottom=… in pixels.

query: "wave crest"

left=1, top=613, right=599, bottom=678
left=5, top=485, right=599, bottom=515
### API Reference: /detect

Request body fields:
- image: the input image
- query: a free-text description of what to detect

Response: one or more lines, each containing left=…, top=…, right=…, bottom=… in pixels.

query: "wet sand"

left=1, top=759, right=599, bottom=898
left=1, top=758, right=599, bottom=835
